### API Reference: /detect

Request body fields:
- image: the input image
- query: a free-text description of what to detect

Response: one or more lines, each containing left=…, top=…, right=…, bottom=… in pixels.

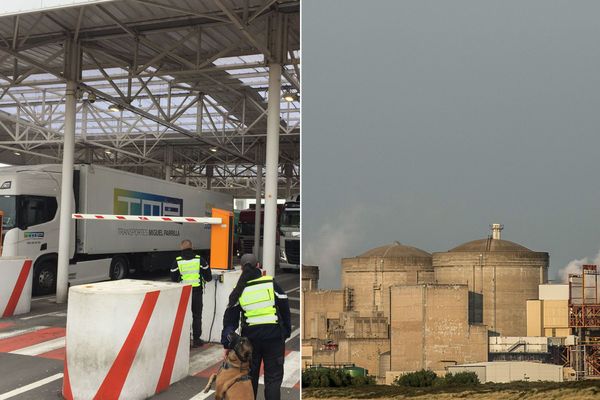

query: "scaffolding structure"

left=568, top=265, right=600, bottom=379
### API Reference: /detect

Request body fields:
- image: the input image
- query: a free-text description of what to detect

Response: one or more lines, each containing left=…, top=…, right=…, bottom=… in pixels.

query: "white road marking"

left=20, top=311, right=66, bottom=320
left=288, top=296, right=300, bottom=301
left=290, top=308, right=299, bottom=315
left=281, top=351, right=301, bottom=387
left=188, top=390, right=214, bottom=400
left=286, top=328, right=300, bottom=343
left=286, top=286, right=300, bottom=293
left=0, top=326, right=47, bottom=340
left=189, top=346, right=225, bottom=375
left=31, top=296, right=55, bottom=302
left=9, top=337, right=65, bottom=356
left=0, top=373, right=63, bottom=400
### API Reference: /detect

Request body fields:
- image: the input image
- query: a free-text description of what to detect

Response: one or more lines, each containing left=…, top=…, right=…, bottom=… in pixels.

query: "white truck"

left=0, top=164, right=233, bottom=294
left=279, top=194, right=300, bottom=270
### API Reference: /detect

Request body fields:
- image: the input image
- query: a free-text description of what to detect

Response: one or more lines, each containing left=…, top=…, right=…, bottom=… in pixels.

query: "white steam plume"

left=558, top=249, right=600, bottom=282
left=303, top=207, right=366, bottom=289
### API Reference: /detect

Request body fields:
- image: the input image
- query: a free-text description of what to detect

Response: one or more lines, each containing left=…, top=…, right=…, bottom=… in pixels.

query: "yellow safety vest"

left=239, top=275, right=278, bottom=326
left=176, top=256, right=205, bottom=288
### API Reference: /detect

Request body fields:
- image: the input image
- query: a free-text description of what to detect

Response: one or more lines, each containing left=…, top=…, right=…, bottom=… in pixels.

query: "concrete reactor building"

left=341, top=242, right=434, bottom=319
left=433, top=224, right=549, bottom=336
left=302, top=224, right=550, bottom=382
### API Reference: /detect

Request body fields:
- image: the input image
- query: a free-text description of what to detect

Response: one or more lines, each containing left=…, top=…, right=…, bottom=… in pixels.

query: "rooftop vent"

left=491, top=223, right=503, bottom=240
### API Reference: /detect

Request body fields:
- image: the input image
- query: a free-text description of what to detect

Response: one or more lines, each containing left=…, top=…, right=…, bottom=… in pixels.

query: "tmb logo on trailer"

left=113, top=188, right=183, bottom=216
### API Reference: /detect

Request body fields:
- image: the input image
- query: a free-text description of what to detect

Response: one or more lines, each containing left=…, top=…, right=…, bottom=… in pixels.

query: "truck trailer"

left=0, top=164, right=233, bottom=294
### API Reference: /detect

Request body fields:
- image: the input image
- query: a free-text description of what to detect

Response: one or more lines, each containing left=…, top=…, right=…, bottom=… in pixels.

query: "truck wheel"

left=33, top=260, right=57, bottom=295
left=110, top=256, right=129, bottom=280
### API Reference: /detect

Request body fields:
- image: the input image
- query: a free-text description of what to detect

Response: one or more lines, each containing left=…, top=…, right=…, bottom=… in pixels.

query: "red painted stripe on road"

left=63, top=349, right=73, bottom=400
left=0, top=327, right=64, bottom=352
left=93, top=291, right=160, bottom=400
left=38, top=346, right=66, bottom=360
left=2, top=260, right=32, bottom=317
left=155, top=285, right=191, bottom=393
left=0, top=322, right=15, bottom=330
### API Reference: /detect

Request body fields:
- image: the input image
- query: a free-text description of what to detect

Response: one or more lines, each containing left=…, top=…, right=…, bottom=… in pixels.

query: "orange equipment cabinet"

left=210, top=208, right=234, bottom=270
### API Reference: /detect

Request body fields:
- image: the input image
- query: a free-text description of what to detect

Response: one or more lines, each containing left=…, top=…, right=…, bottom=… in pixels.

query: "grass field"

left=303, top=380, right=600, bottom=399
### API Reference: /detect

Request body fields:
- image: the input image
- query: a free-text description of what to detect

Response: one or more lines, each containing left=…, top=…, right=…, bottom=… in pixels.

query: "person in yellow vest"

left=170, top=239, right=212, bottom=348
left=221, top=254, right=291, bottom=400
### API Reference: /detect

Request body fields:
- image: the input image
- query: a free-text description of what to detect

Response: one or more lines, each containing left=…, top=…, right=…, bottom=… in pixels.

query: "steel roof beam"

left=213, top=0, right=271, bottom=60
left=80, top=82, right=255, bottom=163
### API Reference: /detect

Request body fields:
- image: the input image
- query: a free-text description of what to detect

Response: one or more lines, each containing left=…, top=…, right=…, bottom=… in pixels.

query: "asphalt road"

left=0, top=269, right=300, bottom=400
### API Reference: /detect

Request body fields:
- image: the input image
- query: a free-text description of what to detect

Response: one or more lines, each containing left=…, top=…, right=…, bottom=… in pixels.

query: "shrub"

left=394, top=369, right=438, bottom=387
left=351, top=375, right=376, bottom=386
left=302, top=367, right=375, bottom=387
left=302, top=368, right=349, bottom=387
left=441, top=371, right=480, bottom=386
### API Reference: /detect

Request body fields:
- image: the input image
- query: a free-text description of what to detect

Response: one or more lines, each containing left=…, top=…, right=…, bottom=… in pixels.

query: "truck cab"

left=279, top=194, right=300, bottom=270
left=0, top=165, right=72, bottom=295
left=237, top=204, right=283, bottom=264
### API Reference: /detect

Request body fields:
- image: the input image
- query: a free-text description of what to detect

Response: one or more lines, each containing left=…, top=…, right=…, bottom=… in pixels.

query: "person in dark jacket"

left=171, top=239, right=212, bottom=348
left=221, top=254, right=291, bottom=400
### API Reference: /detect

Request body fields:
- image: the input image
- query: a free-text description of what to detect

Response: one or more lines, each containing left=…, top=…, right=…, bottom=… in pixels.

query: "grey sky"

left=302, top=0, right=600, bottom=288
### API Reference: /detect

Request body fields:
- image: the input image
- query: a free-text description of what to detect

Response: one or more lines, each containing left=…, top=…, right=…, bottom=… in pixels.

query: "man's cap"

left=240, top=253, right=258, bottom=268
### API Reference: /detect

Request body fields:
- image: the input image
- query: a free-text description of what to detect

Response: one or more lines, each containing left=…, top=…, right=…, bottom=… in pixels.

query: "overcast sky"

left=302, top=0, right=600, bottom=288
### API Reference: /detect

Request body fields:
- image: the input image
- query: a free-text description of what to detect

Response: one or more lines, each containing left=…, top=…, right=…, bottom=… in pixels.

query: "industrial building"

left=447, top=361, right=564, bottom=383
left=302, top=224, right=550, bottom=382
left=565, top=265, right=600, bottom=379
left=527, top=284, right=570, bottom=337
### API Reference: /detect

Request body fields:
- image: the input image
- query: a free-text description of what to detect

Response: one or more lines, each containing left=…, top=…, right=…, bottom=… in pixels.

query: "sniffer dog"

left=203, top=332, right=254, bottom=400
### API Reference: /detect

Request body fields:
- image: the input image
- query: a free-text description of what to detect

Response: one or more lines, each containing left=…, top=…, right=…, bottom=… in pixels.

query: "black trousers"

left=191, top=287, right=203, bottom=340
left=250, top=337, right=285, bottom=400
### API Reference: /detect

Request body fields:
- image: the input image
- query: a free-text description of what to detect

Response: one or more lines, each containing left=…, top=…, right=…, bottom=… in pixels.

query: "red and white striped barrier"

left=72, top=214, right=222, bottom=224
left=63, top=280, right=192, bottom=400
left=0, top=257, right=33, bottom=318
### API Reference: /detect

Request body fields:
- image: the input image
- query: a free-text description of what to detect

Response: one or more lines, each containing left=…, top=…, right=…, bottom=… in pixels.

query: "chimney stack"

left=491, top=223, right=503, bottom=240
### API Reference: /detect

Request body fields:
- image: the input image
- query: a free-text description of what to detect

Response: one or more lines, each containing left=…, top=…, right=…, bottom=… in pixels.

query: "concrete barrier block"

left=63, top=279, right=192, bottom=400
left=0, top=257, right=32, bottom=317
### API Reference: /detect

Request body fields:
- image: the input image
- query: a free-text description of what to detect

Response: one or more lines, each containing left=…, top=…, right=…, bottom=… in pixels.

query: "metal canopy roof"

left=0, top=0, right=300, bottom=197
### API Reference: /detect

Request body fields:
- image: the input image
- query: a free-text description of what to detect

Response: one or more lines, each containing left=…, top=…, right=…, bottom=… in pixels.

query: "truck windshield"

left=280, top=210, right=300, bottom=228
left=0, top=195, right=16, bottom=229
left=239, top=222, right=255, bottom=235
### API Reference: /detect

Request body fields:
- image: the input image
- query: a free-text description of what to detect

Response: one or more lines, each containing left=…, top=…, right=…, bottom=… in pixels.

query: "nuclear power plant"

left=302, top=224, right=560, bottom=383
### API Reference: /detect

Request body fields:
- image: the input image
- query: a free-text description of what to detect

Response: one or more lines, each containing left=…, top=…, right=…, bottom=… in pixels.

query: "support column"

left=261, top=63, right=281, bottom=276
left=253, top=164, right=263, bottom=258
left=56, top=80, right=77, bottom=304
left=56, top=38, right=80, bottom=304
